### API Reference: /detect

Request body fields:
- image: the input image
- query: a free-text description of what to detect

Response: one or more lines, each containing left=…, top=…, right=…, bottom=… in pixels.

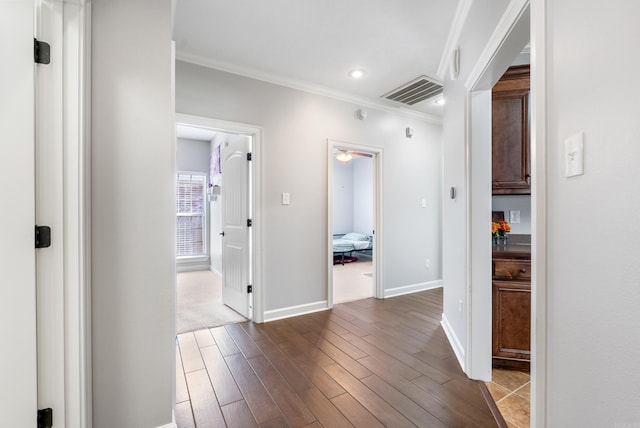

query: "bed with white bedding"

left=333, top=232, right=373, bottom=264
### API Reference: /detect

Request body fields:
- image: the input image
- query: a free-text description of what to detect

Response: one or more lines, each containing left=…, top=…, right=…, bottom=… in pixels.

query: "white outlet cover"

left=565, top=132, right=584, bottom=177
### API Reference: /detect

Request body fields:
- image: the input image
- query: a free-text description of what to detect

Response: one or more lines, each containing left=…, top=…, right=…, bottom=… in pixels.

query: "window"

left=176, top=172, right=207, bottom=257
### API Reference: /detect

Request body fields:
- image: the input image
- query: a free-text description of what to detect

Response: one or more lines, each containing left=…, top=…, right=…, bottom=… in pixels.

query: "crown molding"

left=437, top=0, right=475, bottom=80
left=175, top=51, right=442, bottom=124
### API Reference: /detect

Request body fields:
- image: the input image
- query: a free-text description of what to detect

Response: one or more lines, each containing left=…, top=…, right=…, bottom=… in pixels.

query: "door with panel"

left=221, top=136, right=251, bottom=318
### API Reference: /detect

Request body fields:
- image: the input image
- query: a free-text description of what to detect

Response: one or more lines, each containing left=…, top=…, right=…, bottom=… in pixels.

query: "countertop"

left=492, top=234, right=531, bottom=259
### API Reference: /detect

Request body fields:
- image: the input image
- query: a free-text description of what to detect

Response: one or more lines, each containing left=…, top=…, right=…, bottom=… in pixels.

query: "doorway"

left=463, top=1, right=535, bottom=426
left=327, top=140, right=383, bottom=307
left=174, top=114, right=264, bottom=331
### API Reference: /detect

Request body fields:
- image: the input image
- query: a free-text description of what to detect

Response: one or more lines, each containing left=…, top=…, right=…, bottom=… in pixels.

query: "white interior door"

left=221, top=136, right=251, bottom=318
left=0, top=0, right=38, bottom=425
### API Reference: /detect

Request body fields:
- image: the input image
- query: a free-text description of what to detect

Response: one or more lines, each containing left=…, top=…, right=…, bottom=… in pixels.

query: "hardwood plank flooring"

left=176, top=288, right=499, bottom=427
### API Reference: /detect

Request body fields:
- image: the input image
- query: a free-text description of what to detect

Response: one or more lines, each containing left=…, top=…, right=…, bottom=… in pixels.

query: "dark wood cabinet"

left=492, top=257, right=531, bottom=370
left=492, top=65, right=530, bottom=195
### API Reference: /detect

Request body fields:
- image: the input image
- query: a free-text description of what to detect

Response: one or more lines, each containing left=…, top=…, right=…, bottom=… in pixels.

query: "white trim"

left=176, top=52, right=441, bottom=125
left=156, top=423, right=177, bottom=428
left=327, top=140, right=384, bottom=308
left=437, top=0, right=475, bottom=80
left=384, top=281, right=442, bottom=298
left=36, top=1, right=92, bottom=427
left=263, top=301, right=329, bottom=323
left=209, top=265, right=222, bottom=278
left=176, top=264, right=211, bottom=273
left=174, top=113, right=265, bottom=323
left=464, top=0, right=530, bottom=90
left=441, top=313, right=466, bottom=372
left=530, top=0, right=547, bottom=425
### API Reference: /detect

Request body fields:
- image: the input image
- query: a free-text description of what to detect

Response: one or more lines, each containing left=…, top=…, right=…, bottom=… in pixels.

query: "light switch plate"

left=421, top=199, right=426, bottom=208
left=565, top=132, right=584, bottom=177
left=282, top=192, right=290, bottom=205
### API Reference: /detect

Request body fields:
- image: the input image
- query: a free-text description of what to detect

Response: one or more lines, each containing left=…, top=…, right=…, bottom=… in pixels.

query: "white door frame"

left=327, top=139, right=384, bottom=307
left=463, top=0, right=546, bottom=425
left=175, top=113, right=264, bottom=323
left=35, top=1, right=92, bottom=427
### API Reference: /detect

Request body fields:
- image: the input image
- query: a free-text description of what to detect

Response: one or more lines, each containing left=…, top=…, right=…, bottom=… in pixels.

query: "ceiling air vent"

left=382, top=75, right=443, bottom=106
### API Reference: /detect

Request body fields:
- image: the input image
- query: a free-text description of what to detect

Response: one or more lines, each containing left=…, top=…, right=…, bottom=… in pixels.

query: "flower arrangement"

left=492, top=221, right=511, bottom=242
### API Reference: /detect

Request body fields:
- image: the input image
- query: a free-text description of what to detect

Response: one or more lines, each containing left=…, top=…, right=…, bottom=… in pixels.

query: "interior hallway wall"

left=440, top=0, right=512, bottom=370
left=176, top=61, right=443, bottom=310
left=91, top=0, right=174, bottom=426
left=542, top=0, right=640, bottom=424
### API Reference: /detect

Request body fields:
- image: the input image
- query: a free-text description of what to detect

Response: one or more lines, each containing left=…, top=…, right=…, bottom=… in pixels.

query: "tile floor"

left=485, top=368, right=530, bottom=428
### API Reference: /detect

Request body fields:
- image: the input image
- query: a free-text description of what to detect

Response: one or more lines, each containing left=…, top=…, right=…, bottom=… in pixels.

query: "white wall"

left=176, top=61, right=443, bottom=311
left=177, top=137, right=210, bottom=172
left=92, top=0, right=174, bottom=427
left=441, top=0, right=512, bottom=366
left=543, top=1, right=640, bottom=424
left=353, top=156, right=374, bottom=236
left=332, top=159, right=354, bottom=234
left=492, top=195, right=531, bottom=234
left=332, top=156, right=373, bottom=236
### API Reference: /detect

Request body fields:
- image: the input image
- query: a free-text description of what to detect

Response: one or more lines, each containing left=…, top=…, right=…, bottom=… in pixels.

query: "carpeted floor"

left=333, top=254, right=374, bottom=303
left=176, top=270, right=246, bottom=334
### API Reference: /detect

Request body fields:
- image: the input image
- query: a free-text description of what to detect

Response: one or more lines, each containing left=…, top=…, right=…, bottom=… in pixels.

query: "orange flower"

left=499, top=221, right=511, bottom=233
left=492, top=220, right=511, bottom=236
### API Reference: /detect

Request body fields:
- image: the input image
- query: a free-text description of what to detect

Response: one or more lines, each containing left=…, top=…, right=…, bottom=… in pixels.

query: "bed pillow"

left=342, top=232, right=369, bottom=241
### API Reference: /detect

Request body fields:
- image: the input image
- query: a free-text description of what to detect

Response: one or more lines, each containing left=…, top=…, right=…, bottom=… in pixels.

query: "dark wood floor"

left=175, top=288, right=498, bottom=427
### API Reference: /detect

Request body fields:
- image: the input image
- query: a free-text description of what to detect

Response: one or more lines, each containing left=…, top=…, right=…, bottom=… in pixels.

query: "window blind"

left=176, top=172, right=207, bottom=257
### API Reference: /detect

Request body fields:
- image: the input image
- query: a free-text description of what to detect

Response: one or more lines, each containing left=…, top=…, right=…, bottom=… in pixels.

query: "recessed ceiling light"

left=348, top=69, right=365, bottom=79
left=434, top=97, right=445, bottom=106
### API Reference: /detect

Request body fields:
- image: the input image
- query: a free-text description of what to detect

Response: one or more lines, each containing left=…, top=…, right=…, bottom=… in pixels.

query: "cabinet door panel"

left=492, top=281, right=531, bottom=360
left=492, top=65, right=530, bottom=195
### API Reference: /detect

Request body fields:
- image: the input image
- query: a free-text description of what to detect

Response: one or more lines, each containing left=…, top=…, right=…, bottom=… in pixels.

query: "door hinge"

left=37, top=408, right=53, bottom=428
left=34, top=38, right=51, bottom=64
left=35, top=225, right=51, bottom=248
left=247, top=219, right=252, bottom=227
left=247, top=152, right=252, bottom=161
left=247, top=285, right=253, bottom=293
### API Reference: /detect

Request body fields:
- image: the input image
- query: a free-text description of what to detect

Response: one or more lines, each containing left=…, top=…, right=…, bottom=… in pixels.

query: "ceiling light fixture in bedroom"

left=336, top=150, right=353, bottom=162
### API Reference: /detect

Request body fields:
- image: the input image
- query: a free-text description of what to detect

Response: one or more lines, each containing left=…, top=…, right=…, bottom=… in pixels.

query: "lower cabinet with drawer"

left=492, top=257, right=531, bottom=370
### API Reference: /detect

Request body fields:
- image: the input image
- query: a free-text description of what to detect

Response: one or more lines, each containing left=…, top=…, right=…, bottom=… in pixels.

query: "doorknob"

left=219, top=231, right=225, bottom=237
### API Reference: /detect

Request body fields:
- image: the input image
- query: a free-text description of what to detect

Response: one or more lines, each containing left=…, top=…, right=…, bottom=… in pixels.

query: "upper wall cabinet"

left=492, top=65, right=530, bottom=195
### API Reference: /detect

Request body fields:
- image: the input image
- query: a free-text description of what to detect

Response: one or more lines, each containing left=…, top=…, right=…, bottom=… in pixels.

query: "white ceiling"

left=172, top=0, right=460, bottom=119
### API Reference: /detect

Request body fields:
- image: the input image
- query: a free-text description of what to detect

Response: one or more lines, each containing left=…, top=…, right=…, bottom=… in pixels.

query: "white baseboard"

left=384, top=280, right=443, bottom=298
left=209, top=265, right=222, bottom=278
left=263, top=300, right=328, bottom=322
left=441, top=313, right=466, bottom=372
left=176, top=263, right=210, bottom=273
left=156, top=422, right=177, bottom=428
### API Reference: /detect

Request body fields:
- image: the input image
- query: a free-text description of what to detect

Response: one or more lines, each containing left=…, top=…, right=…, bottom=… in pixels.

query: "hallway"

left=175, top=288, right=499, bottom=427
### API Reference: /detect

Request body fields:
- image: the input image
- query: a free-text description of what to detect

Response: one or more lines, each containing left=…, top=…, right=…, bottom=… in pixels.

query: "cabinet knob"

left=520, top=268, right=526, bottom=273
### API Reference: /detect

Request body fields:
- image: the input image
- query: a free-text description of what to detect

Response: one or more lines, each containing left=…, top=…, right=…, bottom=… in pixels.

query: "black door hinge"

left=35, top=225, right=51, bottom=248
left=34, top=39, right=50, bottom=64
left=247, top=152, right=252, bottom=161
left=37, top=408, right=53, bottom=428
left=247, top=285, right=253, bottom=293
left=247, top=219, right=252, bottom=227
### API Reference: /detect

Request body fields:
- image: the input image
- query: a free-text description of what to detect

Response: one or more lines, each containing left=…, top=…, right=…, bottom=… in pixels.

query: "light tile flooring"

left=332, top=256, right=373, bottom=304
left=485, top=368, right=530, bottom=428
